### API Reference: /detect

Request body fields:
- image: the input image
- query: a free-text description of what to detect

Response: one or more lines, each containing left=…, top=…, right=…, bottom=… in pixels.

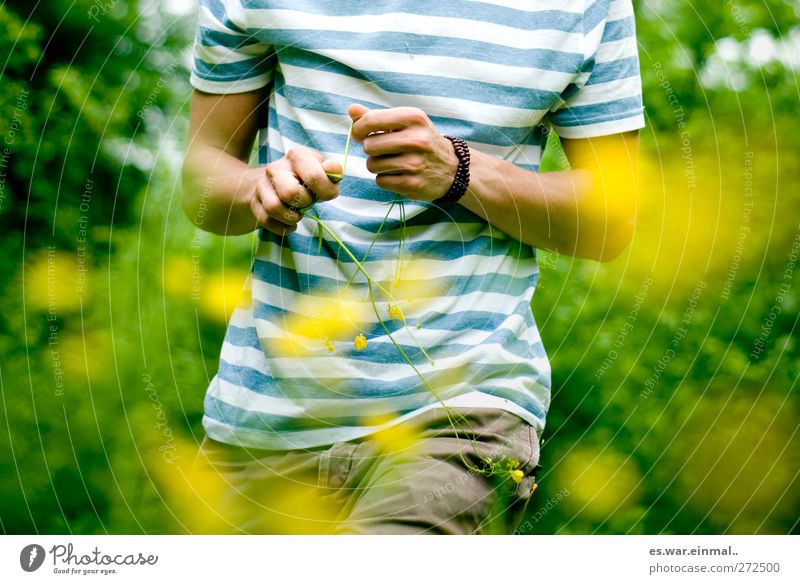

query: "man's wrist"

left=434, top=135, right=471, bottom=205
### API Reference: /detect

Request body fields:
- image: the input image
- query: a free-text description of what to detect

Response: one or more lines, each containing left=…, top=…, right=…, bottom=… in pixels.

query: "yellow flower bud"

left=388, top=304, right=404, bottom=321
left=511, top=470, right=525, bottom=484
left=354, top=333, right=367, bottom=351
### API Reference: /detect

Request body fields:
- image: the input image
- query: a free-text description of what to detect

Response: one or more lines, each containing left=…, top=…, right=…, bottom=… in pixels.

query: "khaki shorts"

left=192, top=407, right=541, bottom=534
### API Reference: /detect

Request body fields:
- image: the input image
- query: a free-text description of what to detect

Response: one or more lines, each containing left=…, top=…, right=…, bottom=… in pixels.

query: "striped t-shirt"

left=190, top=0, right=645, bottom=450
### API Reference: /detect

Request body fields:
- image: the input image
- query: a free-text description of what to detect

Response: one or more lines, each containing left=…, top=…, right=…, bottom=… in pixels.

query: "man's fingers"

left=259, top=147, right=340, bottom=233
left=254, top=179, right=301, bottom=227
left=286, top=148, right=339, bottom=202
left=375, top=172, right=422, bottom=196
left=362, top=129, right=437, bottom=157
left=250, top=186, right=271, bottom=227
left=366, top=153, right=425, bottom=175
left=348, top=103, right=369, bottom=122
left=350, top=106, right=427, bottom=141
left=262, top=217, right=298, bottom=236
left=322, top=159, right=344, bottom=183
left=288, top=146, right=325, bottom=163
left=267, top=162, right=311, bottom=209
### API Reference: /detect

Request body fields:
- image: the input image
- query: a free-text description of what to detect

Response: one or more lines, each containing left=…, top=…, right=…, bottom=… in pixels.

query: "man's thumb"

left=348, top=103, right=369, bottom=121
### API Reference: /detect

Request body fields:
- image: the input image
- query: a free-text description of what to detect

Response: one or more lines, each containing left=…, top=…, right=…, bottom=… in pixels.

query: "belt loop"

left=318, top=446, right=333, bottom=489
left=320, top=442, right=359, bottom=489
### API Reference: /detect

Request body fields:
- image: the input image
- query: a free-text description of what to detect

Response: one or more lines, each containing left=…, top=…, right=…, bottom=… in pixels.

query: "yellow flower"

left=388, top=304, right=404, bottom=321
left=511, top=470, right=525, bottom=484
left=268, top=290, right=368, bottom=357
left=385, top=256, right=446, bottom=300
left=24, top=249, right=84, bottom=313
left=364, top=414, right=422, bottom=456
left=200, top=270, right=251, bottom=323
left=354, top=333, right=367, bottom=351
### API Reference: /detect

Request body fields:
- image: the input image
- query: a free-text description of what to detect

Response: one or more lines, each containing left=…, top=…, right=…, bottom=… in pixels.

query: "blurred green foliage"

left=0, top=0, right=797, bottom=534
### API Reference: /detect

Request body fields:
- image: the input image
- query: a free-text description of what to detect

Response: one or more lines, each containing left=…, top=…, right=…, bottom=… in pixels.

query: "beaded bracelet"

left=434, top=135, right=470, bottom=205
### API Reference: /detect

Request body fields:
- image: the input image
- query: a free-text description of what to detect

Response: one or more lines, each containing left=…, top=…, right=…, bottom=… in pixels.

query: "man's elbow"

left=573, top=205, right=635, bottom=262
left=180, top=156, right=217, bottom=232
left=595, top=215, right=634, bottom=262
left=587, top=183, right=637, bottom=262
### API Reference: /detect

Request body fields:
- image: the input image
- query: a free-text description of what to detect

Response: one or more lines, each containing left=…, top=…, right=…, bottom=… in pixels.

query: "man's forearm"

left=347, top=105, right=637, bottom=262
left=181, top=144, right=262, bottom=236
left=460, top=148, right=634, bottom=262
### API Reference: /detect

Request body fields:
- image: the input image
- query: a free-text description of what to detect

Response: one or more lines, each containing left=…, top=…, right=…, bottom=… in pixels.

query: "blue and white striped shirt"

left=190, top=0, right=645, bottom=449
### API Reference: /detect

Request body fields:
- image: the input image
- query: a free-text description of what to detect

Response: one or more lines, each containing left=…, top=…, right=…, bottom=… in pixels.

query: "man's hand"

left=348, top=104, right=458, bottom=201
left=252, top=147, right=342, bottom=236
left=182, top=88, right=343, bottom=236
left=347, top=101, right=638, bottom=262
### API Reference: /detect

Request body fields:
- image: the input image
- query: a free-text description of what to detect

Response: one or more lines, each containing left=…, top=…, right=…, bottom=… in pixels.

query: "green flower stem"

left=305, top=211, right=510, bottom=477
left=324, top=120, right=354, bottom=181
left=296, top=118, right=518, bottom=480
left=308, top=214, right=509, bottom=474
left=393, top=199, right=406, bottom=288
left=305, top=213, right=395, bottom=299
left=341, top=200, right=397, bottom=297
left=309, top=215, right=497, bottom=475
left=362, top=278, right=492, bottom=474
left=310, top=213, right=436, bottom=366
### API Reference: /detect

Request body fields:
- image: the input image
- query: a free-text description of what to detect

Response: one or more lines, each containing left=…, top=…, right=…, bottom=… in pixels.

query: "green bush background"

left=1, top=0, right=797, bottom=534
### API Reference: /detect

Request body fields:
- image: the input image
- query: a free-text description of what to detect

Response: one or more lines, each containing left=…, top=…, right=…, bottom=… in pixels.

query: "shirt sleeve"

left=548, top=0, right=645, bottom=139
left=189, top=0, right=275, bottom=94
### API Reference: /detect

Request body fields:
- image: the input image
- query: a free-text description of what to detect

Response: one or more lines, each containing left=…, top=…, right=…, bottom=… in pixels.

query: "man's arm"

left=462, top=131, right=639, bottom=262
left=349, top=104, right=639, bottom=262
left=181, top=88, right=266, bottom=235
left=182, top=89, right=342, bottom=236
